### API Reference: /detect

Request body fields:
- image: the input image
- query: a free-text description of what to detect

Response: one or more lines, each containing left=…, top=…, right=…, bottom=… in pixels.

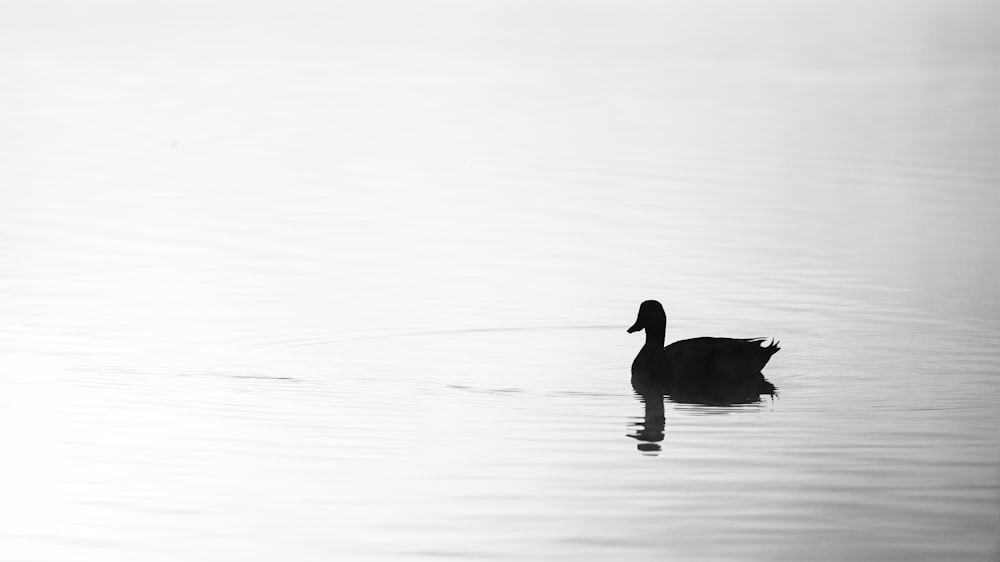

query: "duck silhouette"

left=628, top=300, right=779, bottom=405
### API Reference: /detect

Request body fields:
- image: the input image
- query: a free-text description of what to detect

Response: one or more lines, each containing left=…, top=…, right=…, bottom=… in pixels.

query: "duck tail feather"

left=769, top=338, right=781, bottom=353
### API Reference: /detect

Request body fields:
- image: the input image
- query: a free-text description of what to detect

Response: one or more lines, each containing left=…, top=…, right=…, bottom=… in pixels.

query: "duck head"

left=627, top=300, right=666, bottom=334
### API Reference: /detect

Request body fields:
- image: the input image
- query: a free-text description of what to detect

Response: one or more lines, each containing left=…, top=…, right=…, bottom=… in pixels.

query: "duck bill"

left=627, top=321, right=643, bottom=333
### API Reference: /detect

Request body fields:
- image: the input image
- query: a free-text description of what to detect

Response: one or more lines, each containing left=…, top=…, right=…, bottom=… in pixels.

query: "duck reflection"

left=626, top=300, right=780, bottom=452
left=628, top=385, right=665, bottom=453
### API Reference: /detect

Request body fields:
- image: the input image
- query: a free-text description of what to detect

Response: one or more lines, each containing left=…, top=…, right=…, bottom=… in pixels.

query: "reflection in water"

left=628, top=373, right=777, bottom=453
left=628, top=389, right=665, bottom=454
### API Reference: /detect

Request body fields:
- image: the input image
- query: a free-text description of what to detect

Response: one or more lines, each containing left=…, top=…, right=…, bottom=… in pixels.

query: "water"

left=2, top=1, right=1000, bottom=560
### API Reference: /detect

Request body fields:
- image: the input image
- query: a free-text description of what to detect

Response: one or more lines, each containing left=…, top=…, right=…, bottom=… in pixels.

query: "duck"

left=627, top=300, right=778, bottom=405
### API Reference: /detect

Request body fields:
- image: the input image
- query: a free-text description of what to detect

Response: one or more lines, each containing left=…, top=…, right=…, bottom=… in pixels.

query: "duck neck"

left=633, top=326, right=666, bottom=376
left=642, top=326, right=665, bottom=352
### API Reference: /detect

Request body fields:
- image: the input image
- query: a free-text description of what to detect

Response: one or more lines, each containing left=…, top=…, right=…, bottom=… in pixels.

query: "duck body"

left=628, top=300, right=778, bottom=405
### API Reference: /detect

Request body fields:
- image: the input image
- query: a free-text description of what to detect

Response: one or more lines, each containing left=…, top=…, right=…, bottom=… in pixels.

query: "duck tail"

left=767, top=338, right=781, bottom=355
left=758, top=338, right=780, bottom=368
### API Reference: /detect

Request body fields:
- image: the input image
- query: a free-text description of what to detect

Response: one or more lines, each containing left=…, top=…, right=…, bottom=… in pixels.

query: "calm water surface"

left=2, top=2, right=1000, bottom=560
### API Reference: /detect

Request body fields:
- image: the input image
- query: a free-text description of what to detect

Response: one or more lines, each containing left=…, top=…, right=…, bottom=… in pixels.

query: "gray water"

left=2, top=2, right=1000, bottom=560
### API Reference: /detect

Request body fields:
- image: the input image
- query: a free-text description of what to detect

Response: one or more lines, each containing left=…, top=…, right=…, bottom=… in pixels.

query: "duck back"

left=663, top=337, right=779, bottom=379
